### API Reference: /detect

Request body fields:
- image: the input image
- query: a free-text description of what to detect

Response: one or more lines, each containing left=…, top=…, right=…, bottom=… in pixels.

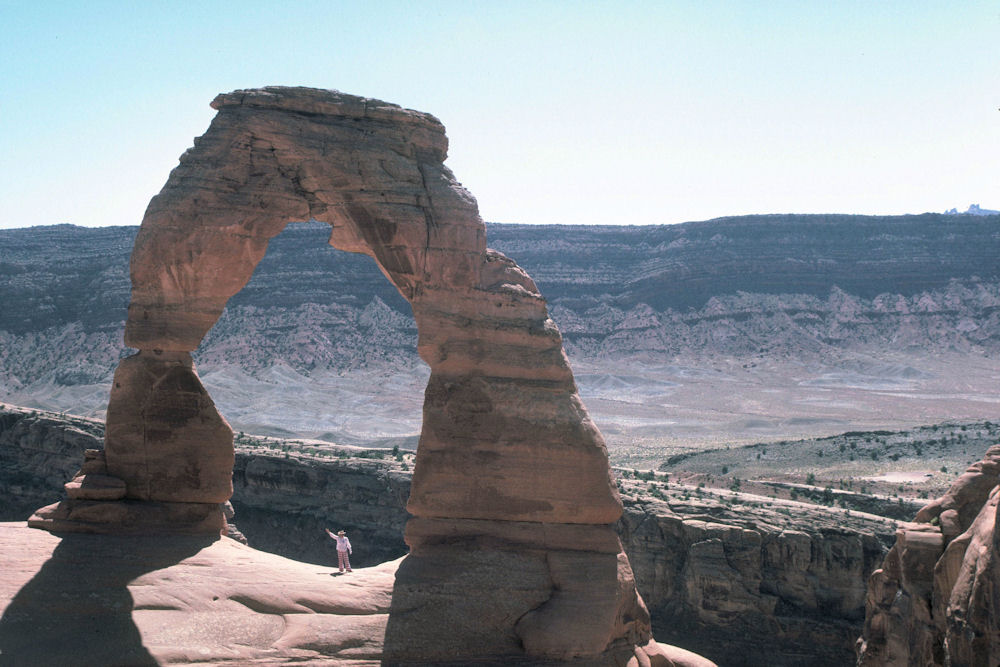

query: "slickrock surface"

left=857, top=445, right=1000, bottom=665
left=0, top=521, right=398, bottom=666
left=0, top=519, right=713, bottom=666
left=26, top=87, right=704, bottom=664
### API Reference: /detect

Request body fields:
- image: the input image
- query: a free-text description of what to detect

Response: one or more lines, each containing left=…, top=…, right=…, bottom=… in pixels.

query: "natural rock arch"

left=31, top=87, right=699, bottom=664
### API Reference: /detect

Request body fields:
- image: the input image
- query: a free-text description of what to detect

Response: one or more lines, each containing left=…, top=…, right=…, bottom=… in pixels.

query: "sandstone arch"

left=30, top=87, right=698, bottom=664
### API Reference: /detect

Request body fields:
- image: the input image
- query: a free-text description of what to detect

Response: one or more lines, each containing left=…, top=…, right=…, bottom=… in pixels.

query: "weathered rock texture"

left=857, top=445, right=1000, bottom=665
left=27, top=87, right=703, bottom=664
left=4, top=404, right=908, bottom=664
left=0, top=407, right=107, bottom=520
left=618, top=487, right=896, bottom=666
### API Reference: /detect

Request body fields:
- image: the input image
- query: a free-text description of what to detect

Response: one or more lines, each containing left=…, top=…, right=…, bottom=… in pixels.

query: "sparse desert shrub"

left=806, top=473, right=816, bottom=485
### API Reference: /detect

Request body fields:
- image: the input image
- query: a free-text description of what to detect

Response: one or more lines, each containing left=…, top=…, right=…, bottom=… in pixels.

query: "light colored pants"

left=338, top=550, right=352, bottom=572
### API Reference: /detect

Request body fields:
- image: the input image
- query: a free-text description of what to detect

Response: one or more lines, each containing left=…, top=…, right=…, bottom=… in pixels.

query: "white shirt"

left=333, top=534, right=352, bottom=552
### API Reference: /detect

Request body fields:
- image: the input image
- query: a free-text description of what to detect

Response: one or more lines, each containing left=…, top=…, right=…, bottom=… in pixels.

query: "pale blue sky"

left=1, top=1, right=997, bottom=229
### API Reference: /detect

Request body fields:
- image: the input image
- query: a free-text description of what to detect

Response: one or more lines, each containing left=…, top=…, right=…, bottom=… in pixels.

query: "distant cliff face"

left=2, top=215, right=999, bottom=437
left=0, top=406, right=105, bottom=519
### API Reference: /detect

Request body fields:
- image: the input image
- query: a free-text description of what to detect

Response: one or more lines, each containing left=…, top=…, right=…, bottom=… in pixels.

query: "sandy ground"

left=5, top=349, right=998, bottom=467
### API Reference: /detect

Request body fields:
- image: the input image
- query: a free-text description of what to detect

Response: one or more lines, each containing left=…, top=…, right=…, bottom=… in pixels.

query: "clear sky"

left=1, top=1, right=997, bottom=229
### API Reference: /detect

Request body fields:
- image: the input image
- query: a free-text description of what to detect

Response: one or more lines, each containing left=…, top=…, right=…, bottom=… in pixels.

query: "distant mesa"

left=944, top=203, right=999, bottom=215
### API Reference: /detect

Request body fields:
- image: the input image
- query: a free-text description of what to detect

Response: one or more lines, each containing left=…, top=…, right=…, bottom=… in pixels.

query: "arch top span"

left=126, top=86, right=485, bottom=352
left=114, top=85, right=622, bottom=527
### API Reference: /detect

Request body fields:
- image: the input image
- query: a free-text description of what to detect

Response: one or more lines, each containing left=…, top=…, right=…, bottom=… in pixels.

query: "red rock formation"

left=858, top=445, right=1000, bottom=665
left=29, top=87, right=712, bottom=665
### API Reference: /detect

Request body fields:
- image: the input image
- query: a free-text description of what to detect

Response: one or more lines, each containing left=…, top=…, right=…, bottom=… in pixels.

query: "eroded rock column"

left=858, top=445, right=1000, bottom=666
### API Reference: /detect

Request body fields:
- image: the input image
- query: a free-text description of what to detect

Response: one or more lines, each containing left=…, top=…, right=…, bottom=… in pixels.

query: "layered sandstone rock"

left=11, top=404, right=925, bottom=663
left=857, top=445, right=1000, bottom=665
left=28, top=87, right=708, bottom=664
left=619, top=491, right=895, bottom=666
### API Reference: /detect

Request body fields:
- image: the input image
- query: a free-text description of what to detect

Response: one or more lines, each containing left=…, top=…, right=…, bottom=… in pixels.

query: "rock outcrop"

left=618, top=487, right=896, bottom=666
left=4, top=405, right=907, bottom=664
left=2, top=520, right=724, bottom=666
left=857, top=445, right=1000, bottom=665
left=26, top=87, right=700, bottom=664
left=0, top=406, right=105, bottom=520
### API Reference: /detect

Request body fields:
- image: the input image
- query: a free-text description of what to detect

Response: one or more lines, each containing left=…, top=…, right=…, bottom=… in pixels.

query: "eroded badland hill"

left=2, top=214, right=999, bottom=462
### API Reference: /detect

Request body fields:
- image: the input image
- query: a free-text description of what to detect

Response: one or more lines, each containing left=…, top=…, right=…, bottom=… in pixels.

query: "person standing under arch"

left=326, top=528, right=353, bottom=573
